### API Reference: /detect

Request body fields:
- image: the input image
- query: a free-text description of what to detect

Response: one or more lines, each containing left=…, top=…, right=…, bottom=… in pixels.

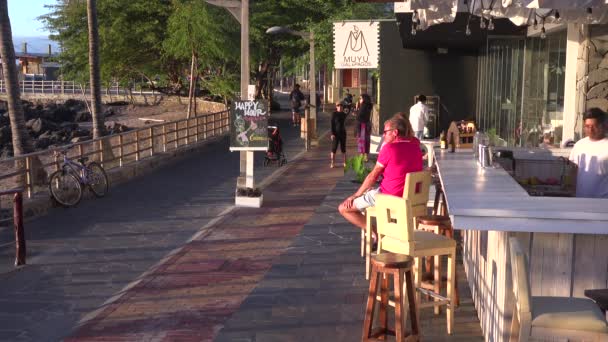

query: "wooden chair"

left=375, top=194, right=457, bottom=335
left=508, top=237, right=608, bottom=342
left=362, top=170, right=431, bottom=279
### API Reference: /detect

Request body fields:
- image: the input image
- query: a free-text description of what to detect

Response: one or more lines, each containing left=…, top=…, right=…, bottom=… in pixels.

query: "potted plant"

left=235, top=187, right=263, bottom=207
left=345, top=154, right=372, bottom=183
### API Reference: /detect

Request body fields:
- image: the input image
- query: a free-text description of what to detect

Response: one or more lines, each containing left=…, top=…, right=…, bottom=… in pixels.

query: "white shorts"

left=353, top=188, right=380, bottom=211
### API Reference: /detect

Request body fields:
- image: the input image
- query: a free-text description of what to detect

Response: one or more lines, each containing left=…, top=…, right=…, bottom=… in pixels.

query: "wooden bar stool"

left=362, top=253, right=419, bottom=342
left=416, top=214, right=460, bottom=307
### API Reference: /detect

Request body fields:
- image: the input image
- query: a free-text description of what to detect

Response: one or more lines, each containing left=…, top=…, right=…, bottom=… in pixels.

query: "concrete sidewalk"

left=66, top=115, right=348, bottom=341
left=66, top=116, right=483, bottom=341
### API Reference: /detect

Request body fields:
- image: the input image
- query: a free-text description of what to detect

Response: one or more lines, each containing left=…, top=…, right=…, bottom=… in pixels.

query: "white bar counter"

left=434, top=148, right=608, bottom=342
left=435, top=149, right=608, bottom=234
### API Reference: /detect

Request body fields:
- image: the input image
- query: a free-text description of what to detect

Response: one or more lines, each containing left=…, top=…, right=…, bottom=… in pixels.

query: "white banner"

left=333, top=21, right=379, bottom=69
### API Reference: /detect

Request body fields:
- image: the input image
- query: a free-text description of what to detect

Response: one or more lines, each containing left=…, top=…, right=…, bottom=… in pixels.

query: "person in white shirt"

left=568, top=107, right=608, bottom=198
left=409, top=94, right=429, bottom=140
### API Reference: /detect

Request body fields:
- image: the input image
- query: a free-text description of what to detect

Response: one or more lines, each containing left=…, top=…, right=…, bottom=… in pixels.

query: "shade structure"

left=399, top=0, right=608, bottom=29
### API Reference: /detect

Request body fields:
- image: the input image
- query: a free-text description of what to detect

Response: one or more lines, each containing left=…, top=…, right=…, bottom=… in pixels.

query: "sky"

left=8, top=0, right=56, bottom=37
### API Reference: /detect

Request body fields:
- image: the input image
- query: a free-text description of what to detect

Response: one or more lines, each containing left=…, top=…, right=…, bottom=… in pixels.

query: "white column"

left=238, top=0, right=250, bottom=189
left=563, top=24, right=586, bottom=142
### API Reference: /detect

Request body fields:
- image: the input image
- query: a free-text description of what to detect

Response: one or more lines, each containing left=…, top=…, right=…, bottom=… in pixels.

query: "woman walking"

left=355, top=94, right=372, bottom=162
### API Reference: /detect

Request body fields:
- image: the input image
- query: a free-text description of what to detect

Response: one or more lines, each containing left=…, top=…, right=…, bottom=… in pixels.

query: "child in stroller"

left=264, top=125, right=287, bottom=167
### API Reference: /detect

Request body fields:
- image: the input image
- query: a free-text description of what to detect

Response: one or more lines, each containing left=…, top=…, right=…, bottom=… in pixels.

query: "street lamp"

left=266, top=26, right=317, bottom=149
left=207, top=0, right=258, bottom=206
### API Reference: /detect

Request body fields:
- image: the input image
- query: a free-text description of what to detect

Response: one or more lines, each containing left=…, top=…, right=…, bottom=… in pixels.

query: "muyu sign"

left=333, top=21, right=379, bottom=69
left=229, top=100, right=269, bottom=151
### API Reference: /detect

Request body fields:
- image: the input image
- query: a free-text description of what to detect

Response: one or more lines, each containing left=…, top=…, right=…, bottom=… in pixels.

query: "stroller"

left=264, top=125, right=287, bottom=167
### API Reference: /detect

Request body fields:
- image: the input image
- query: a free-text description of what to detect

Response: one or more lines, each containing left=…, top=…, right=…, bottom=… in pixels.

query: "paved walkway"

left=0, top=94, right=484, bottom=341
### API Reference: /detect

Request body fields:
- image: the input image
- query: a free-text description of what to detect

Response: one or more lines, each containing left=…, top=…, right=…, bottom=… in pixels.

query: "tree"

left=0, top=0, right=46, bottom=185
left=87, top=0, right=105, bottom=138
left=163, top=0, right=239, bottom=117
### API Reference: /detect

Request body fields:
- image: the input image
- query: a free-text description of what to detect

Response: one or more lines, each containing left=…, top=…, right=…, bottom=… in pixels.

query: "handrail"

left=0, top=80, right=159, bottom=96
left=0, top=188, right=25, bottom=266
left=0, top=109, right=230, bottom=199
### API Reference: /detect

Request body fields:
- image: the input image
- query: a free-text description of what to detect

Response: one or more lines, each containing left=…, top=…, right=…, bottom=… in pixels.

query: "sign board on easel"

left=229, top=100, right=269, bottom=151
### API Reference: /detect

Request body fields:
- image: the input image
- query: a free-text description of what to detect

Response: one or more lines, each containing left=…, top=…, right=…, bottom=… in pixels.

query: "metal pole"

left=309, top=31, right=317, bottom=146
left=14, top=191, right=25, bottom=266
left=238, top=0, right=250, bottom=189
left=279, top=59, right=283, bottom=92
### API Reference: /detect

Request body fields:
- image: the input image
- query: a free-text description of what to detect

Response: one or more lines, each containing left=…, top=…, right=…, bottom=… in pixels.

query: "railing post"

left=149, top=127, right=153, bottom=157
left=118, top=134, right=124, bottom=167
left=203, top=115, right=208, bottom=140
left=78, top=144, right=84, bottom=160
left=162, top=125, right=167, bottom=152
left=135, top=130, right=140, bottom=161
left=195, top=117, right=199, bottom=143
left=98, top=140, right=104, bottom=165
left=24, top=156, right=32, bottom=198
left=174, top=122, right=178, bottom=149
left=14, top=191, right=25, bottom=266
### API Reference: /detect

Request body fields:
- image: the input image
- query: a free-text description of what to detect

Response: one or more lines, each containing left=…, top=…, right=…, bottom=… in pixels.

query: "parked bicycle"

left=48, top=150, right=109, bottom=207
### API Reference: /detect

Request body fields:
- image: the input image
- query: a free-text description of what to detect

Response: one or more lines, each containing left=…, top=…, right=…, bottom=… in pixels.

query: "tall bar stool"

left=362, top=253, right=419, bottom=342
left=417, top=171, right=460, bottom=307
left=375, top=194, right=457, bottom=335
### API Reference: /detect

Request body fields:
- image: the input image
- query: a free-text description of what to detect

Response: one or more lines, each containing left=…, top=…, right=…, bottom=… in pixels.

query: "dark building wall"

left=379, top=21, right=478, bottom=136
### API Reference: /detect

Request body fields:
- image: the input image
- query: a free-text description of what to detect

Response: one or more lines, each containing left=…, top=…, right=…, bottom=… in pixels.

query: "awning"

left=397, top=0, right=608, bottom=30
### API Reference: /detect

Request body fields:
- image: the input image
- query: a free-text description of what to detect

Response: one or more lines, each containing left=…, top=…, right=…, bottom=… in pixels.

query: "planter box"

left=235, top=194, right=263, bottom=208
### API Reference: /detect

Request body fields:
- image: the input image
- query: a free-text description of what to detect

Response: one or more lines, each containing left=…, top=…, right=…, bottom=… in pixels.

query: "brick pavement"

left=65, top=118, right=349, bottom=341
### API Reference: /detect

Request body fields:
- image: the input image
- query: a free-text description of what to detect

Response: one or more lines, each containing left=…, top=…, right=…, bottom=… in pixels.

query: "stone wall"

left=587, top=26, right=608, bottom=111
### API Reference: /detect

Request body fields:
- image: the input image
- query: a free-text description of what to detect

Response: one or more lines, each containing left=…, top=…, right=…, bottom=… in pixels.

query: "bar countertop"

left=434, top=149, right=608, bottom=234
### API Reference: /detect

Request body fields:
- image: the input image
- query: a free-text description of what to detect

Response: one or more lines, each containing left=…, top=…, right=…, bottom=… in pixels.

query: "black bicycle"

left=48, top=150, right=109, bottom=207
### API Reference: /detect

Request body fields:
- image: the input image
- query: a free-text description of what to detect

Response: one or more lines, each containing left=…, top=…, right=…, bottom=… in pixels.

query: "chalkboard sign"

left=229, top=100, right=269, bottom=151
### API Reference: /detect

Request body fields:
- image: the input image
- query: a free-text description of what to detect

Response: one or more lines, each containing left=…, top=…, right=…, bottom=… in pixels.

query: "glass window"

left=476, top=30, right=566, bottom=147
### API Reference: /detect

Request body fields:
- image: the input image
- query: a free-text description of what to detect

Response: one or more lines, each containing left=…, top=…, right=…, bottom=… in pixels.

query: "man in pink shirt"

left=339, top=117, right=423, bottom=240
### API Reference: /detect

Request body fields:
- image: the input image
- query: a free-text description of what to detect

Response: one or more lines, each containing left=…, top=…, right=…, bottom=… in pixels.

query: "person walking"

left=330, top=102, right=347, bottom=168
left=289, top=84, right=305, bottom=127
left=409, top=94, right=429, bottom=140
left=355, top=94, right=373, bottom=162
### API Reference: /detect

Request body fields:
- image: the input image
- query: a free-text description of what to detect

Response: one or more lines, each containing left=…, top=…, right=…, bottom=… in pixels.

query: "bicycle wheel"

left=87, top=162, right=109, bottom=197
left=49, top=170, right=82, bottom=207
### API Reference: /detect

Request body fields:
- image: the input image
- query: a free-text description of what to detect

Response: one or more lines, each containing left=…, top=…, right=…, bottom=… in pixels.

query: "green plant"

left=345, top=155, right=372, bottom=183
left=487, top=128, right=498, bottom=146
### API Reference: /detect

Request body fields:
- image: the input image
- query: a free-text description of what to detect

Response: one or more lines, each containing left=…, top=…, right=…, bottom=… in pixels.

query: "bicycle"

left=48, top=150, right=109, bottom=207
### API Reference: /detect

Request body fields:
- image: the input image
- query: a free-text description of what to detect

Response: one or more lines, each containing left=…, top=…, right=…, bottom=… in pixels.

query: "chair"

left=508, top=238, right=608, bottom=342
left=362, top=253, right=419, bottom=342
left=375, top=194, right=457, bottom=335
left=362, top=170, right=431, bottom=279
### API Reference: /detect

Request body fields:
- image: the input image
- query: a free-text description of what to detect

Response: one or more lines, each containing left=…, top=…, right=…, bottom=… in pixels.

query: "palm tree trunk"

left=0, top=0, right=46, bottom=188
left=87, top=0, right=104, bottom=138
left=87, top=0, right=115, bottom=165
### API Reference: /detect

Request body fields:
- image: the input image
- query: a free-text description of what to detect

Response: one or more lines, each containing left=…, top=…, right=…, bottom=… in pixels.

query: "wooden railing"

left=0, top=110, right=230, bottom=199
left=0, top=80, right=158, bottom=96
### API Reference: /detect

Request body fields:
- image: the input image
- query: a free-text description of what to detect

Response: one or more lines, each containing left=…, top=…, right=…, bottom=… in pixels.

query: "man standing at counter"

left=568, top=107, right=608, bottom=198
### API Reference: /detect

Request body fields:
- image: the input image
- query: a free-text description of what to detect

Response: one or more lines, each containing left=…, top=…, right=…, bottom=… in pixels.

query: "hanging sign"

left=333, top=21, right=379, bottom=69
left=229, top=100, right=269, bottom=151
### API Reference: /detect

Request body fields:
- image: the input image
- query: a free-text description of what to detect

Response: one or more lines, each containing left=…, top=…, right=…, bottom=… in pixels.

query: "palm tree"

left=87, top=0, right=105, bottom=138
left=0, top=0, right=46, bottom=186
left=0, top=0, right=33, bottom=156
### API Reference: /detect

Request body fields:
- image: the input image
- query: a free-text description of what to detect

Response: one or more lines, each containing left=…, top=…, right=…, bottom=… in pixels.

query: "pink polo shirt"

left=377, top=139, right=423, bottom=197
